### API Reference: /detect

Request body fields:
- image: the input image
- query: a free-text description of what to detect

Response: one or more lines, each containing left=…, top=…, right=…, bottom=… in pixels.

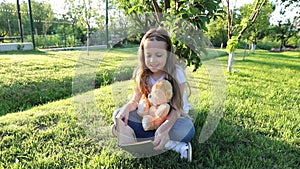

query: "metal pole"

left=72, top=21, right=75, bottom=46
left=27, top=0, right=35, bottom=49
left=8, top=19, right=12, bottom=41
left=63, top=14, right=66, bottom=47
left=106, top=0, right=109, bottom=48
left=17, top=0, right=24, bottom=43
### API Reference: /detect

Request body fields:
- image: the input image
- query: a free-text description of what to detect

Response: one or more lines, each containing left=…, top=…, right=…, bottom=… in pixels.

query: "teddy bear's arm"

left=142, top=115, right=166, bottom=131
left=137, top=100, right=150, bottom=117
left=155, top=103, right=170, bottom=117
left=142, top=115, right=155, bottom=131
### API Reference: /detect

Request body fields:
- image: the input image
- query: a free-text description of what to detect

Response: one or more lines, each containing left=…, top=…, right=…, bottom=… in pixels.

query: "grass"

left=0, top=48, right=299, bottom=168
left=195, top=49, right=300, bottom=168
left=0, top=48, right=137, bottom=115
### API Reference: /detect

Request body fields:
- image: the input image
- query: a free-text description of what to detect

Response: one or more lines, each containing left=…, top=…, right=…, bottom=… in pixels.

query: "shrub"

left=256, top=41, right=281, bottom=50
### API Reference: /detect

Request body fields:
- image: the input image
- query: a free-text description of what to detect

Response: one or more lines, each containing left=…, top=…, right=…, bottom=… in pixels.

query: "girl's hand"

left=153, top=110, right=179, bottom=150
left=116, top=104, right=130, bottom=125
left=153, top=127, right=170, bottom=150
left=116, top=101, right=139, bottom=125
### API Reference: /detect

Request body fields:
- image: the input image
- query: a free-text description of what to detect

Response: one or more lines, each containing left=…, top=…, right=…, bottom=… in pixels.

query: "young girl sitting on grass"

left=112, top=27, right=195, bottom=161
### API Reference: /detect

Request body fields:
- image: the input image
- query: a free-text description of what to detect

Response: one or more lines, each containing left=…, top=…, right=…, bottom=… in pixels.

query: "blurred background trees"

left=0, top=0, right=299, bottom=70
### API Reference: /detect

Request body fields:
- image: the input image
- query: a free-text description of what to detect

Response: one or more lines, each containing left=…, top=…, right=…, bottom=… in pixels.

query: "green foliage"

left=287, top=35, right=299, bottom=47
left=0, top=3, right=17, bottom=37
left=205, top=17, right=228, bottom=47
left=114, top=0, right=222, bottom=71
left=164, top=18, right=207, bottom=71
left=226, top=36, right=239, bottom=53
left=239, top=1, right=274, bottom=44
left=269, top=20, right=299, bottom=50
left=0, top=49, right=299, bottom=168
left=33, top=34, right=77, bottom=48
left=165, top=1, right=222, bottom=71
left=240, top=18, right=250, bottom=30
left=256, top=41, right=280, bottom=50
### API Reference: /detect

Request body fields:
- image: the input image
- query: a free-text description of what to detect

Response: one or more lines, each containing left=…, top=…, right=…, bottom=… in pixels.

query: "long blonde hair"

left=134, top=28, right=183, bottom=112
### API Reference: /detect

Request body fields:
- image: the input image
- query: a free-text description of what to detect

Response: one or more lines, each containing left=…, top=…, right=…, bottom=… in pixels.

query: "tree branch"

left=164, top=0, right=170, bottom=11
left=238, top=0, right=267, bottom=40
left=151, top=0, right=163, bottom=23
left=226, top=0, right=232, bottom=39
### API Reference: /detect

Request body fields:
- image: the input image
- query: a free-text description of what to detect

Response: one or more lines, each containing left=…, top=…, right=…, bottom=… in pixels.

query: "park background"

left=1, top=0, right=299, bottom=50
left=0, top=0, right=299, bottom=168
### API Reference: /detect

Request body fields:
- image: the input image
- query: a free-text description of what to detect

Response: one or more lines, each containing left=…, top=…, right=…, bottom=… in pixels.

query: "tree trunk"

left=280, top=38, right=284, bottom=51
left=251, top=43, right=256, bottom=53
left=227, top=52, right=234, bottom=72
left=151, top=0, right=163, bottom=22
left=225, top=0, right=266, bottom=72
left=243, top=43, right=247, bottom=60
left=164, top=0, right=170, bottom=10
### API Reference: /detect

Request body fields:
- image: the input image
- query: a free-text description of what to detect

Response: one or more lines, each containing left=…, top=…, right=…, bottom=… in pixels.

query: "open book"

left=120, top=140, right=164, bottom=156
left=115, top=118, right=164, bottom=156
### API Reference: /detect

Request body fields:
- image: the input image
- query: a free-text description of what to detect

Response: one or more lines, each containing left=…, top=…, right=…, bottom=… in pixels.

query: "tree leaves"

left=226, top=36, right=239, bottom=53
left=114, top=0, right=221, bottom=71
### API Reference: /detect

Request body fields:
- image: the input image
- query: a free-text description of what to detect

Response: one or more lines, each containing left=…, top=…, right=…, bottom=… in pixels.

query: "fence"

left=0, top=1, right=110, bottom=50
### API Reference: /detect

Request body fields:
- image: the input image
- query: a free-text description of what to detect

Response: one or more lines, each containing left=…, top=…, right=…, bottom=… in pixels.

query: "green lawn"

left=0, top=49, right=299, bottom=168
left=0, top=49, right=137, bottom=116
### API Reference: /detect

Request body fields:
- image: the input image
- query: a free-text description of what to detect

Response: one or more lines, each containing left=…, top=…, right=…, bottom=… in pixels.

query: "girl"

left=112, top=28, right=195, bottom=161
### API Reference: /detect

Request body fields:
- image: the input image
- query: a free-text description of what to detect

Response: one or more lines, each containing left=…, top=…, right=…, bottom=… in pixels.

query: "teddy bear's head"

left=148, top=79, right=173, bottom=106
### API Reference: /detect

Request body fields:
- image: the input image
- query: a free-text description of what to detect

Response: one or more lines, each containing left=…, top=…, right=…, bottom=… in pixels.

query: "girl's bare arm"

left=153, top=109, right=179, bottom=149
left=116, top=86, right=142, bottom=124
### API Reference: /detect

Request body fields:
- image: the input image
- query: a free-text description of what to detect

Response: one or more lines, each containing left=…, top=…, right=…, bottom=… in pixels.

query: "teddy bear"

left=137, top=79, right=173, bottom=131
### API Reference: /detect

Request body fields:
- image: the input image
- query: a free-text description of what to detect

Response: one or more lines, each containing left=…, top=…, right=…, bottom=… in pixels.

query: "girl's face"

left=144, top=40, right=168, bottom=73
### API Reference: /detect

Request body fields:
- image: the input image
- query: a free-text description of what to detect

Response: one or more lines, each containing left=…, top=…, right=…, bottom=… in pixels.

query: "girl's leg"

left=113, top=110, right=194, bottom=160
left=165, top=117, right=195, bottom=161
left=169, top=117, right=195, bottom=142
left=112, top=109, right=155, bottom=140
left=113, top=110, right=195, bottom=142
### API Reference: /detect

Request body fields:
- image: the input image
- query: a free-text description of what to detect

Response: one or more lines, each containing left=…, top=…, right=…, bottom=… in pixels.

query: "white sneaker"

left=165, top=141, right=192, bottom=162
left=111, top=124, right=117, bottom=137
left=187, top=142, right=192, bottom=162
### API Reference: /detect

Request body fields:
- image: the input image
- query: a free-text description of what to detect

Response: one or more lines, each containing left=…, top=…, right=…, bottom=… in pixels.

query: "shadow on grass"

left=242, top=59, right=300, bottom=71
left=187, top=112, right=300, bottom=168
left=104, top=109, right=299, bottom=168
left=0, top=77, right=73, bottom=116
left=0, top=66, right=135, bottom=116
left=267, top=50, right=300, bottom=58
left=233, top=50, right=300, bottom=72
